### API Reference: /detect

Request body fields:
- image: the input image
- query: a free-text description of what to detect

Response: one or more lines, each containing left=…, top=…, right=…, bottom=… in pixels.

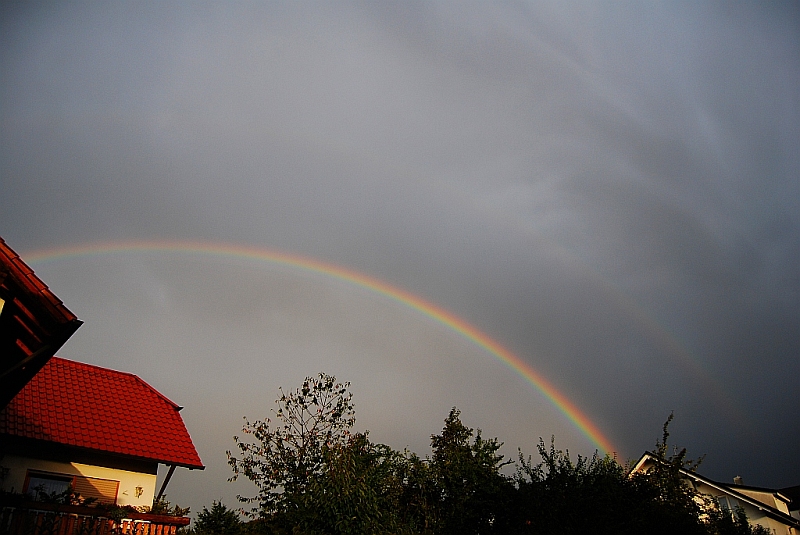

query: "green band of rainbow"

left=25, top=239, right=617, bottom=454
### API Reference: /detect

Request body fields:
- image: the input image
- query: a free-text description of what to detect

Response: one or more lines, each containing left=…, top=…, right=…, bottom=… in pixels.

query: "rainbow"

left=25, top=239, right=617, bottom=454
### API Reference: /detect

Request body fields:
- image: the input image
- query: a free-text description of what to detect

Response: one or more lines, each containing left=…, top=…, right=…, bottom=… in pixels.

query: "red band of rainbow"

left=25, top=239, right=617, bottom=454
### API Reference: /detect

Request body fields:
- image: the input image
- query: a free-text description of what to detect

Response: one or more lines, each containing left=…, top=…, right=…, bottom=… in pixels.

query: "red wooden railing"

left=0, top=500, right=190, bottom=535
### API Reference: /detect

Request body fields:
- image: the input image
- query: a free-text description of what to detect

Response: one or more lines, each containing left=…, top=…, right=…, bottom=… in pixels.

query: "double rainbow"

left=26, top=239, right=617, bottom=454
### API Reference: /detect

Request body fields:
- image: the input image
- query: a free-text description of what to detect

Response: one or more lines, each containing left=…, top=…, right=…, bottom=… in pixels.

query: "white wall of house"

left=735, top=487, right=792, bottom=515
left=0, top=455, right=157, bottom=508
left=694, top=481, right=794, bottom=535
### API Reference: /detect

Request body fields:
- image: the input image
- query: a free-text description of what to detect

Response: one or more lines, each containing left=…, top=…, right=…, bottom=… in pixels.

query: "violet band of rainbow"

left=25, top=239, right=617, bottom=455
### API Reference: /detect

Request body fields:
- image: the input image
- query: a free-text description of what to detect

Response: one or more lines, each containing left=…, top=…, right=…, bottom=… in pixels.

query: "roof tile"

left=0, top=357, right=203, bottom=469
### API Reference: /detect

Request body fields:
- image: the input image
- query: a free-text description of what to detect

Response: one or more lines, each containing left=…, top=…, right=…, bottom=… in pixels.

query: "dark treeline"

left=190, top=373, right=767, bottom=535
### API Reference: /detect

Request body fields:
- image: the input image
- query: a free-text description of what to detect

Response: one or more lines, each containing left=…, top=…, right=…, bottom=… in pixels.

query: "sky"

left=2, top=0, right=799, bottom=516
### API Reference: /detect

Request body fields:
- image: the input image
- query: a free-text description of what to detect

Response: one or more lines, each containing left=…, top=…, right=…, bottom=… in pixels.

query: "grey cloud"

left=2, top=0, right=798, bottom=515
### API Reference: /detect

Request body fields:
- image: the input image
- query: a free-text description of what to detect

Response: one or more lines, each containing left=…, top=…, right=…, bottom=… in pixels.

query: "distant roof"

left=780, top=485, right=800, bottom=512
left=0, top=357, right=204, bottom=470
left=0, top=238, right=79, bottom=325
left=0, top=237, right=82, bottom=407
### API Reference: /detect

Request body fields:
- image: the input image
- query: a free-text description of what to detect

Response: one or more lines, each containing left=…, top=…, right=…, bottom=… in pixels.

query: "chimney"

left=733, top=476, right=743, bottom=485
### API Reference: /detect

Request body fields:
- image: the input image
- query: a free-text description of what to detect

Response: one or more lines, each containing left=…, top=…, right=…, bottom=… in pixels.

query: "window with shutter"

left=24, top=470, right=120, bottom=505
left=73, top=476, right=120, bottom=505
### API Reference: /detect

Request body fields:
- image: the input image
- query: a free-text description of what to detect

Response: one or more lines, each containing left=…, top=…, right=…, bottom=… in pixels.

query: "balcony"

left=0, top=496, right=190, bottom=535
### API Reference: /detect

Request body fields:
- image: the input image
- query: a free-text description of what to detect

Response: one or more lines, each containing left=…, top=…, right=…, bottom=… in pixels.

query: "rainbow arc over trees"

left=26, top=240, right=617, bottom=454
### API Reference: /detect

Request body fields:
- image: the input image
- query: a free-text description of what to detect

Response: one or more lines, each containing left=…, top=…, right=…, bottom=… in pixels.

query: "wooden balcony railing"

left=0, top=499, right=190, bottom=535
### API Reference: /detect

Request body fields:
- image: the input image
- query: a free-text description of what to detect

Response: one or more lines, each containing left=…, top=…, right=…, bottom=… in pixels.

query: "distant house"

left=0, top=356, right=204, bottom=508
left=632, top=452, right=800, bottom=535
left=0, top=237, right=82, bottom=409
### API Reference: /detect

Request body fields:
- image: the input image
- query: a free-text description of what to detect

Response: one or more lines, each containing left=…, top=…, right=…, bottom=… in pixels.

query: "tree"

left=627, top=413, right=708, bottom=535
left=227, top=374, right=412, bottom=534
left=705, top=505, right=772, bottom=535
left=290, top=432, right=408, bottom=535
left=194, top=501, right=242, bottom=535
left=395, top=451, right=438, bottom=534
left=427, top=408, right=514, bottom=535
left=512, top=414, right=755, bottom=535
left=226, top=377, right=772, bottom=535
left=514, top=438, right=637, bottom=535
left=227, top=373, right=356, bottom=519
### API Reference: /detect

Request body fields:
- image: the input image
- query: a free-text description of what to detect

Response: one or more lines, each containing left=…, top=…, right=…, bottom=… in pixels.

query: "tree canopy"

left=227, top=373, right=356, bottom=519
left=225, top=374, right=776, bottom=535
left=193, top=501, right=242, bottom=535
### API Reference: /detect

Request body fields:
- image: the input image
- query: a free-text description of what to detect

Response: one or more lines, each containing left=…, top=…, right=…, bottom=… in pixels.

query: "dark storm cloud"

left=2, top=0, right=798, bottom=513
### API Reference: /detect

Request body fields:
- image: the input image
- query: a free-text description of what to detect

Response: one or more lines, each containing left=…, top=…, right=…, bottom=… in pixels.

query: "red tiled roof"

left=0, top=357, right=204, bottom=469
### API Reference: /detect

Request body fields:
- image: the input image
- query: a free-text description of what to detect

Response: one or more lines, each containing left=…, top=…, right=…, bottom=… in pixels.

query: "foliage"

left=227, top=373, right=357, bottom=519
left=512, top=414, right=776, bottom=535
left=426, top=408, right=514, bottom=535
left=147, top=495, right=192, bottom=516
left=193, top=501, right=242, bottom=535
left=394, top=452, right=437, bottom=533
left=514, top=438, right=637, bottom=534
left=227, top=374, right=413, bottom=534
left=705, top=505, right=772, bottom=535
left=627, top=413, right=708, bottom=535
left=632, top=413, right=704, bottom=504
left=226, top=376, right=779, bottom=535
left=288, top=432, right=408, bottom=535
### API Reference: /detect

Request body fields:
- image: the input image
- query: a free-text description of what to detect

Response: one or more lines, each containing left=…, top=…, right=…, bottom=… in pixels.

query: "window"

left=24, top=470, right=120, bottom=505
left=25, top=472, right=72, bottom=499
left=716, top=496, right=739, bottom=516
left=73, top=476, right=119, bottom=504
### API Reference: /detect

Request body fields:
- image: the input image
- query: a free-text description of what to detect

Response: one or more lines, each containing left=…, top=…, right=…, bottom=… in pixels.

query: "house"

left=632, top=452, right=799, bottom=535
left=0, top=356, right=204, bottom=508
left=0, top=237, right=203, bottom=535
left=0, top=237, right=82, bottom=409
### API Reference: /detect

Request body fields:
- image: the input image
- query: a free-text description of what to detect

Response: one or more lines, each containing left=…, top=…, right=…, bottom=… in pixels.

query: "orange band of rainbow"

left=26, top=239, right=617, bottom=454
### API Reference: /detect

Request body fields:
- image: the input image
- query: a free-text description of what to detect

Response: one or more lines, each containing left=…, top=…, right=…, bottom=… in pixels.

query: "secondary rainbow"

left=26, top=239, right=617, bottom=454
